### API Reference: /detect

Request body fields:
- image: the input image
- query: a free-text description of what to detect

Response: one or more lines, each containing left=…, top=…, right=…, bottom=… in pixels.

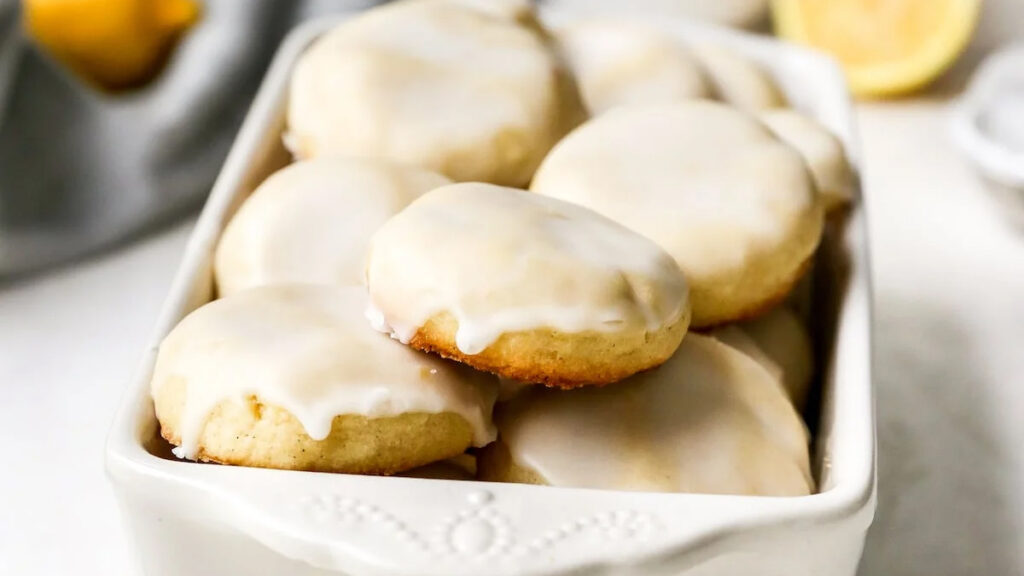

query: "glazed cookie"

left=151, top=285, right=498, bottom=474
left=691, top=44, right=786, bottom=112
left=365, top=183, right=691, bottom=388
left=710, top=325, right=785, bottom=384
left=214, top=157, right=450, bottom=296
left=400, top=454, right=477, bottom=480
left=735, top=306, right=814, bottom=411
left=556, top=20, right=713, bottom=115
left=286, top=0, right=582, bottom=187
left=497, top=378, right=531, bottom=402
left=478, top=334, right=813, bottom=495
left=760, top=109, right=855, bottom=212
left=532, top=101, right=824, bottom=327
left=785, top=267, right=815, bottom=321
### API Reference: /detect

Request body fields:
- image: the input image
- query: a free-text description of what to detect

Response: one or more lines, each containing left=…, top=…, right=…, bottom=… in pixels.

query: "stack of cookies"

left=151, top=0, right=855, bottom=496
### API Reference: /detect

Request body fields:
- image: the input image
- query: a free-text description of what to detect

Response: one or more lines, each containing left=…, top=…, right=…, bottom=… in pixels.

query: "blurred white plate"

left=950, top=43, right=1024, bottom=190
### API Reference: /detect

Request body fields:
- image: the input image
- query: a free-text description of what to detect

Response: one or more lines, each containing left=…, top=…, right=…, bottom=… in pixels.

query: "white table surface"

left=4, top=28, right=1024, bottom=572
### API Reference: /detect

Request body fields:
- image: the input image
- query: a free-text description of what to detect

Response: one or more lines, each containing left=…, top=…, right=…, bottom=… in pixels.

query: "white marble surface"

left=1, top=99, right=1023, bottom=575
left=0, top=222, right=193, bottom=575
left=856, top=102, right=1024, bottom=575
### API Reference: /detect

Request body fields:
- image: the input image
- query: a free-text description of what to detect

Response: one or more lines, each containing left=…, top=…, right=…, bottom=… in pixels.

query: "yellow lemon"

left=773, top=0, right=980, bottom=98
left=24, top=0, right=201, bottom=91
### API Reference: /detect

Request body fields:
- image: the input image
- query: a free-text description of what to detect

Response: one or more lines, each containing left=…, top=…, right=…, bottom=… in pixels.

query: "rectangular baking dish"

left=106, top=9, right=875, bottom=576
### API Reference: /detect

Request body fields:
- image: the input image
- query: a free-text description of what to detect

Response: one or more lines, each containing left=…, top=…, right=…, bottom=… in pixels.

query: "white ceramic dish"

left=106, top=11, right=875, bottom=576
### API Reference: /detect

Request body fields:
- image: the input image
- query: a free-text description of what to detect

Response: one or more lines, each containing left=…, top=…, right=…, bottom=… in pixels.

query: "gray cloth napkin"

left=0, top=0, right=379, bottom=278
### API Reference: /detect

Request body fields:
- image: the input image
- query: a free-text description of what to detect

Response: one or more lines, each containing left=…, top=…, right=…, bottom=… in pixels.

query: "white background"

left=3, top=5, right=1024, bottom=576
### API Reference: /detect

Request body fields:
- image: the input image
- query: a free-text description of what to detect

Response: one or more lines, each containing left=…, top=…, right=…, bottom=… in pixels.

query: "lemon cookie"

left=287, top=0, right=581, bottom=186
left=760, top=109, right=855, bottom=212
left=711, top=324, right=785, bottom=383
left=532, top=101, right=824, bottom=327
left=365, top=183, right=690, bottom=388
left=732, top=306, right=814, bottom=411
left=478, top=334, right=813, bottom=495
left=151, top=285, right=498, bottom=474
left=214, top=157, right=449, bottom=296
left=691, top=44, right=786, bottom=112
left=555, top=20, right=713, bottom=115
left=400, top=454, right=477, bottom=480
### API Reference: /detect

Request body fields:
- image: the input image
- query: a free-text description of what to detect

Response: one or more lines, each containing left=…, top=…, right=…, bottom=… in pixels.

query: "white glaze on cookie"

left=286, top=0, right=571, bottom=185
left=365, top=183, right=689, bottom=355
left=691, top=44, right=786, bottom=112
left=556, top=20, right=712, bottom=114
left=711, top=325, right=785, bottom=385
left=737, top=306, right=814, bottom=410
left=760, top=109, right=855, bottom=211
left=151, top=285, right=498, bottom=459
left=214, top=158, right=450, bottom=296
left=532, top=101, right=817, bottom=281
left=496, top=334, right=812, bottom=495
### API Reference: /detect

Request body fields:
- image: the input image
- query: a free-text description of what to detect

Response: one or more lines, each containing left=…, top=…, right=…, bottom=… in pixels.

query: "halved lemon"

left=24, top=0, right=201, bottom=91
left=773, top=0, right=980, bottom=98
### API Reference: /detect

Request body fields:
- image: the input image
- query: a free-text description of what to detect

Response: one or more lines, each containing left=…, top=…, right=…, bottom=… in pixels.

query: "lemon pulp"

left=773, top=0, right=980, bottom=98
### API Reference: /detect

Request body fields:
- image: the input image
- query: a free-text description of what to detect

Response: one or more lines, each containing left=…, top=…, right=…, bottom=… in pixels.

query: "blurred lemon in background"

left=773, top=0, right=980, bottom=98
left=24, top=0, right=201, bottom=91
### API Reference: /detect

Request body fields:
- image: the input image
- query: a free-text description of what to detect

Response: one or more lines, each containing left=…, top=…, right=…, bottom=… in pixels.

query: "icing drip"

left=152, top=285, right=498, bottom=458
left=365, top=183, right=689, bottom=355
